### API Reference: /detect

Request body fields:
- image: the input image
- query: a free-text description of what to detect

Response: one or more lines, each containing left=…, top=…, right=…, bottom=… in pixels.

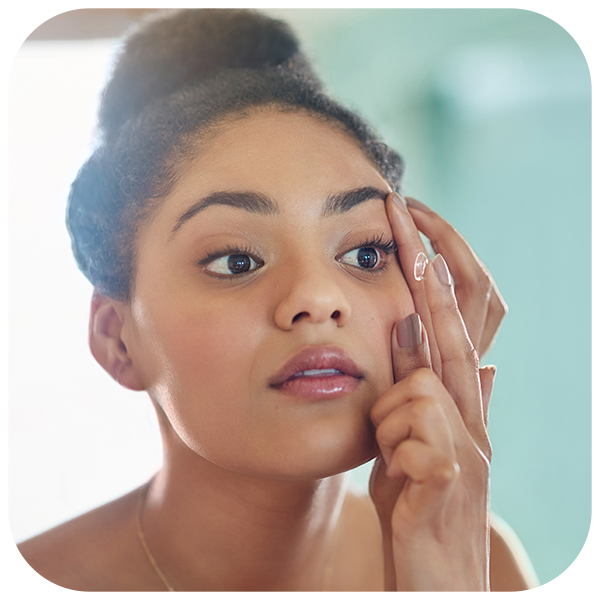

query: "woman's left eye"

left=339, top=246, right=382, bottom=269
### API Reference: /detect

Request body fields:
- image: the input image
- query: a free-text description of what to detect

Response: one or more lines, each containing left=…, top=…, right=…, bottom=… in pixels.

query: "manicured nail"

left=396, top=313, right=423, bottom=347
left=414, top=252, right=428, bottom=281
left=390, top=191, right=409, bottom=213
left=432, top=254, right=452, bottom=286
left=406, top=197, right=433, bottom=213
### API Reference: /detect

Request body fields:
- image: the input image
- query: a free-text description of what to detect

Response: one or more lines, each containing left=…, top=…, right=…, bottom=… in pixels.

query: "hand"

left=369, top=254, right=492, bottom=591
left=385, top=193, right=507, bottom=369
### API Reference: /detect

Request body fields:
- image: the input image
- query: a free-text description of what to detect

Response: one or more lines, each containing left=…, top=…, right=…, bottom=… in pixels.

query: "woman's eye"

left=339, top=246, right=381, bottom=269
left=205, top=253, right=262, bottom=276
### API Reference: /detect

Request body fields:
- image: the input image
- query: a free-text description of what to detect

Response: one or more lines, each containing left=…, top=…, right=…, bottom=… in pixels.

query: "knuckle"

left=457, top=272, right=492, bottom=299
left=408, top=367, right=434, bottom=390
left=370, top=404, right=385, bottom=427
left=409, top=395, right=438, bottom=421
left=432, top=459, right=460, bottom=486
left=489, top=296, right=509, bottom=320
left=375, top=419, right=396, bottom=446
left=439, top=219, right=458, bottom=238
left=442, top=344, right=479, bottom=370
left=432, top=292, right=460, bottom=318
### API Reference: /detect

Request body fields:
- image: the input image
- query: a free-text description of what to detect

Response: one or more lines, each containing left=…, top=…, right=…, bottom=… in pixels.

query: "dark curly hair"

left=66, top=9, right=405, bottom=300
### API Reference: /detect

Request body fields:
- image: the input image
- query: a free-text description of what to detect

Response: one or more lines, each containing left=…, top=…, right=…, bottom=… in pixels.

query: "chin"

left=249, top=417, right=379, bottom=482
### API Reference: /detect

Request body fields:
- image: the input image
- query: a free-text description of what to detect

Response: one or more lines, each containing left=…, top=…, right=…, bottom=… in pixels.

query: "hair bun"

left=99, top=9, right=311, bottom=139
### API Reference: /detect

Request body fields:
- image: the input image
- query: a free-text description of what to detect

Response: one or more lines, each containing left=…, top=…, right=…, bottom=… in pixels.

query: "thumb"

left=392, top=313, right=432, bottom=382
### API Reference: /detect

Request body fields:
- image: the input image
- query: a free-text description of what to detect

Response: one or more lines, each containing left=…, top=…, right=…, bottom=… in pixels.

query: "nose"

left=273, top=263, right=351, bottom=330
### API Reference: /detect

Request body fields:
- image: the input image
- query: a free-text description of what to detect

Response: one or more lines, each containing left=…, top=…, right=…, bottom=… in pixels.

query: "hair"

left=66, top=9, right=405, bottom=300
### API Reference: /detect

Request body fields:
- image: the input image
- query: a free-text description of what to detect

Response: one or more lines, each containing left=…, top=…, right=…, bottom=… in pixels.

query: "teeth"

left=292, top=368, right=342, bottom=379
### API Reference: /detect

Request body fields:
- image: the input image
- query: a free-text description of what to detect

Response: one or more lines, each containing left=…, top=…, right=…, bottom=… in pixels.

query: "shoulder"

left=16, top=486, right=155, bottom=591
left=490, top=513, right=539, bottom=591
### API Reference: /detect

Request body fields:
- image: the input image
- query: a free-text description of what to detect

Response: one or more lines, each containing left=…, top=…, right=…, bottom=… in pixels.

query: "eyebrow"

left=170, top=186, right=389, bottom=236
left=322, top=186, right=388, bottom=216
left=171, top=191, right=277, bottom=235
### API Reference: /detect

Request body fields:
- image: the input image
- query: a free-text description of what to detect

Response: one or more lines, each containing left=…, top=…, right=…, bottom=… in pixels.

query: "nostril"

left=292, top=312, right=309, bottom=323
left=331, top=310, right=340, bottom=320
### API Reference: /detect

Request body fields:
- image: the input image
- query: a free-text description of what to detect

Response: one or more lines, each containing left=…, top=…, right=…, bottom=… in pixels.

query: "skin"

left=17, top=109, right=536, bottom=591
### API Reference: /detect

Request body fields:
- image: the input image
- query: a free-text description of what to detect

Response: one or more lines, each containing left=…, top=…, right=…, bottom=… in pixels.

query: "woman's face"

left=123, top=109, right=414, bottom=480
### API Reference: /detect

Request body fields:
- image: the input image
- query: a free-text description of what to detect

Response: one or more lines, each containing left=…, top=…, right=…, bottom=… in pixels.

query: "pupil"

left=358, top=247, right=378, bottom=268
left=228, top=254, right=251, bottom=274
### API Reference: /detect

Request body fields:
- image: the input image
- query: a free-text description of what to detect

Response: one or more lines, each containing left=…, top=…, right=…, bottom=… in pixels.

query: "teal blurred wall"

left=267, top=9, right=591, bottom=586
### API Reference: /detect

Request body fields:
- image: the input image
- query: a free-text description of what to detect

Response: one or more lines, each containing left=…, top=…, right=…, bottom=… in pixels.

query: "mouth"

left=269, top=346, right=364, bottom=400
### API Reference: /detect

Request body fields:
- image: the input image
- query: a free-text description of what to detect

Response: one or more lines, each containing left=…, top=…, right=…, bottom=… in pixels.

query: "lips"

left=269, top=346, right=364, bottom=399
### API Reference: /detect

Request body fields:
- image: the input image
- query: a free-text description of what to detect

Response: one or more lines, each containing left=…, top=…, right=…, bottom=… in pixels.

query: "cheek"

left=131, top=292, right=269, bottom=460
left=141, top=296, right=261, bottom=395
left=349, top=267, right=414, bottom=383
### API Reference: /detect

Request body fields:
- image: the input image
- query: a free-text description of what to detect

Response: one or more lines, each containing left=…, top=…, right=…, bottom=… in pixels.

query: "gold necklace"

left=136, top=483, right=175, bottom=591
left=136, top=482, right=340, bottom=591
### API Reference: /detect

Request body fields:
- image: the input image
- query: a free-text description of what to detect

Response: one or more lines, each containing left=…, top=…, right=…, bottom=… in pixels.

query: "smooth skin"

left=18, top=109, right=536, bottom=591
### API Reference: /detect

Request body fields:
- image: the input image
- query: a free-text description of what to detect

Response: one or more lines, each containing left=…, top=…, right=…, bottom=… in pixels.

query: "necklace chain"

left=136, top=483, right=175, bottom=591
left=136, top=482, right=338, bottom=591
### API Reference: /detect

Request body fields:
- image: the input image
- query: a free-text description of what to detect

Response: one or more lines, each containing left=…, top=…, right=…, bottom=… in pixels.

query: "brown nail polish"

left=405, top=197, right=433, bottom=213
left=397, top=313, right=423, bottom=347
left=390, top=191, right=409, bottom=213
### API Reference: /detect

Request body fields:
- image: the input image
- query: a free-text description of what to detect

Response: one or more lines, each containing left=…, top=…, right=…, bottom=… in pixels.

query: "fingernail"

left=396, top=313, right=423, bottom=347
left=390, top=191, right=409, bottom=213
left=414, top=252, right=428, bottom=281
left=406, top=197, right=432, bottom=213
left=432, top=254, right=452, bottom=286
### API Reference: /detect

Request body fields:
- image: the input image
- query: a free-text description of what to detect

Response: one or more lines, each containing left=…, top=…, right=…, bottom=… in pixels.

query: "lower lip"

left=272, top=374, right=361, bottom=400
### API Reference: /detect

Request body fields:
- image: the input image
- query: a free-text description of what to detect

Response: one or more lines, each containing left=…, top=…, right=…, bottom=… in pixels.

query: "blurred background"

left=9, top=9, right=590, bottom=586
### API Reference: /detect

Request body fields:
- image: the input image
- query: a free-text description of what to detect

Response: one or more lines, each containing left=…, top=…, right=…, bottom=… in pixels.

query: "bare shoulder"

left=490, top=513, right=539, bottom=591
left=16, top=486, right=154, bottom=591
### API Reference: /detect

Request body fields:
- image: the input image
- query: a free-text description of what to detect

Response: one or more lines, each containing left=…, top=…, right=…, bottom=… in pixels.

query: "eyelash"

left=198, top=234, right=398, bottom=279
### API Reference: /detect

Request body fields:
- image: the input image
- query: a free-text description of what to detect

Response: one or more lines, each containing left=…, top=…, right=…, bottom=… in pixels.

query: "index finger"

left=385, top=192, right=442, bottom=376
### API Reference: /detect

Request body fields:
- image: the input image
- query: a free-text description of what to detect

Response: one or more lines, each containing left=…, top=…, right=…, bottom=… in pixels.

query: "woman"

left=17, top=9, right=536, bottom=591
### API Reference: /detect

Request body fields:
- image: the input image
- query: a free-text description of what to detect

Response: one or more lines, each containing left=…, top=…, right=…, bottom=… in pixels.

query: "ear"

left=88, top=290, right=145, bottom=391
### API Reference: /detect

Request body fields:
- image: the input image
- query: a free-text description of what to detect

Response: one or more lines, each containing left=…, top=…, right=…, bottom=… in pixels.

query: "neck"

left=140, top=415, right=349, bottom=591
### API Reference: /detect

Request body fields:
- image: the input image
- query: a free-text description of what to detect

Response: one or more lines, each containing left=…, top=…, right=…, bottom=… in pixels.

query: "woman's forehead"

left=169, top=109, right=388, bottom=207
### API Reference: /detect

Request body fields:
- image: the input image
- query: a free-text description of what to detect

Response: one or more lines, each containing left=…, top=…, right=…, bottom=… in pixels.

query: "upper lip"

left=268, top=346, right=364, bottom=387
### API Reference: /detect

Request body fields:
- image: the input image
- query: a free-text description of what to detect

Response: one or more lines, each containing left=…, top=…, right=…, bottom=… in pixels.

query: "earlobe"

left=88, top=291, right=145, bottom=391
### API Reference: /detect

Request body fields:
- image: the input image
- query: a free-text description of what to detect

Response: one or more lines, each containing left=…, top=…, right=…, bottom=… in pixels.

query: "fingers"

left=376, top=392, right=455, bottom=469
left=387, top=439, right=459, bottom=492
left=405, top=197, right=508, bottom=358
left=385, top=193, right=442, bottom=375
left=422, top=254, right=490, bottom=453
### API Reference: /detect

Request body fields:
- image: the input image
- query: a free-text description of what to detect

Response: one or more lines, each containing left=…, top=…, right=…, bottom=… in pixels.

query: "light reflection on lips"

left=268, top=346, right=364, bottom=400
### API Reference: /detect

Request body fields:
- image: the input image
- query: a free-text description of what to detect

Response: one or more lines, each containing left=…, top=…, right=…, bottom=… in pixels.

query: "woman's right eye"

left=204, top=253, right=263, bottom=276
